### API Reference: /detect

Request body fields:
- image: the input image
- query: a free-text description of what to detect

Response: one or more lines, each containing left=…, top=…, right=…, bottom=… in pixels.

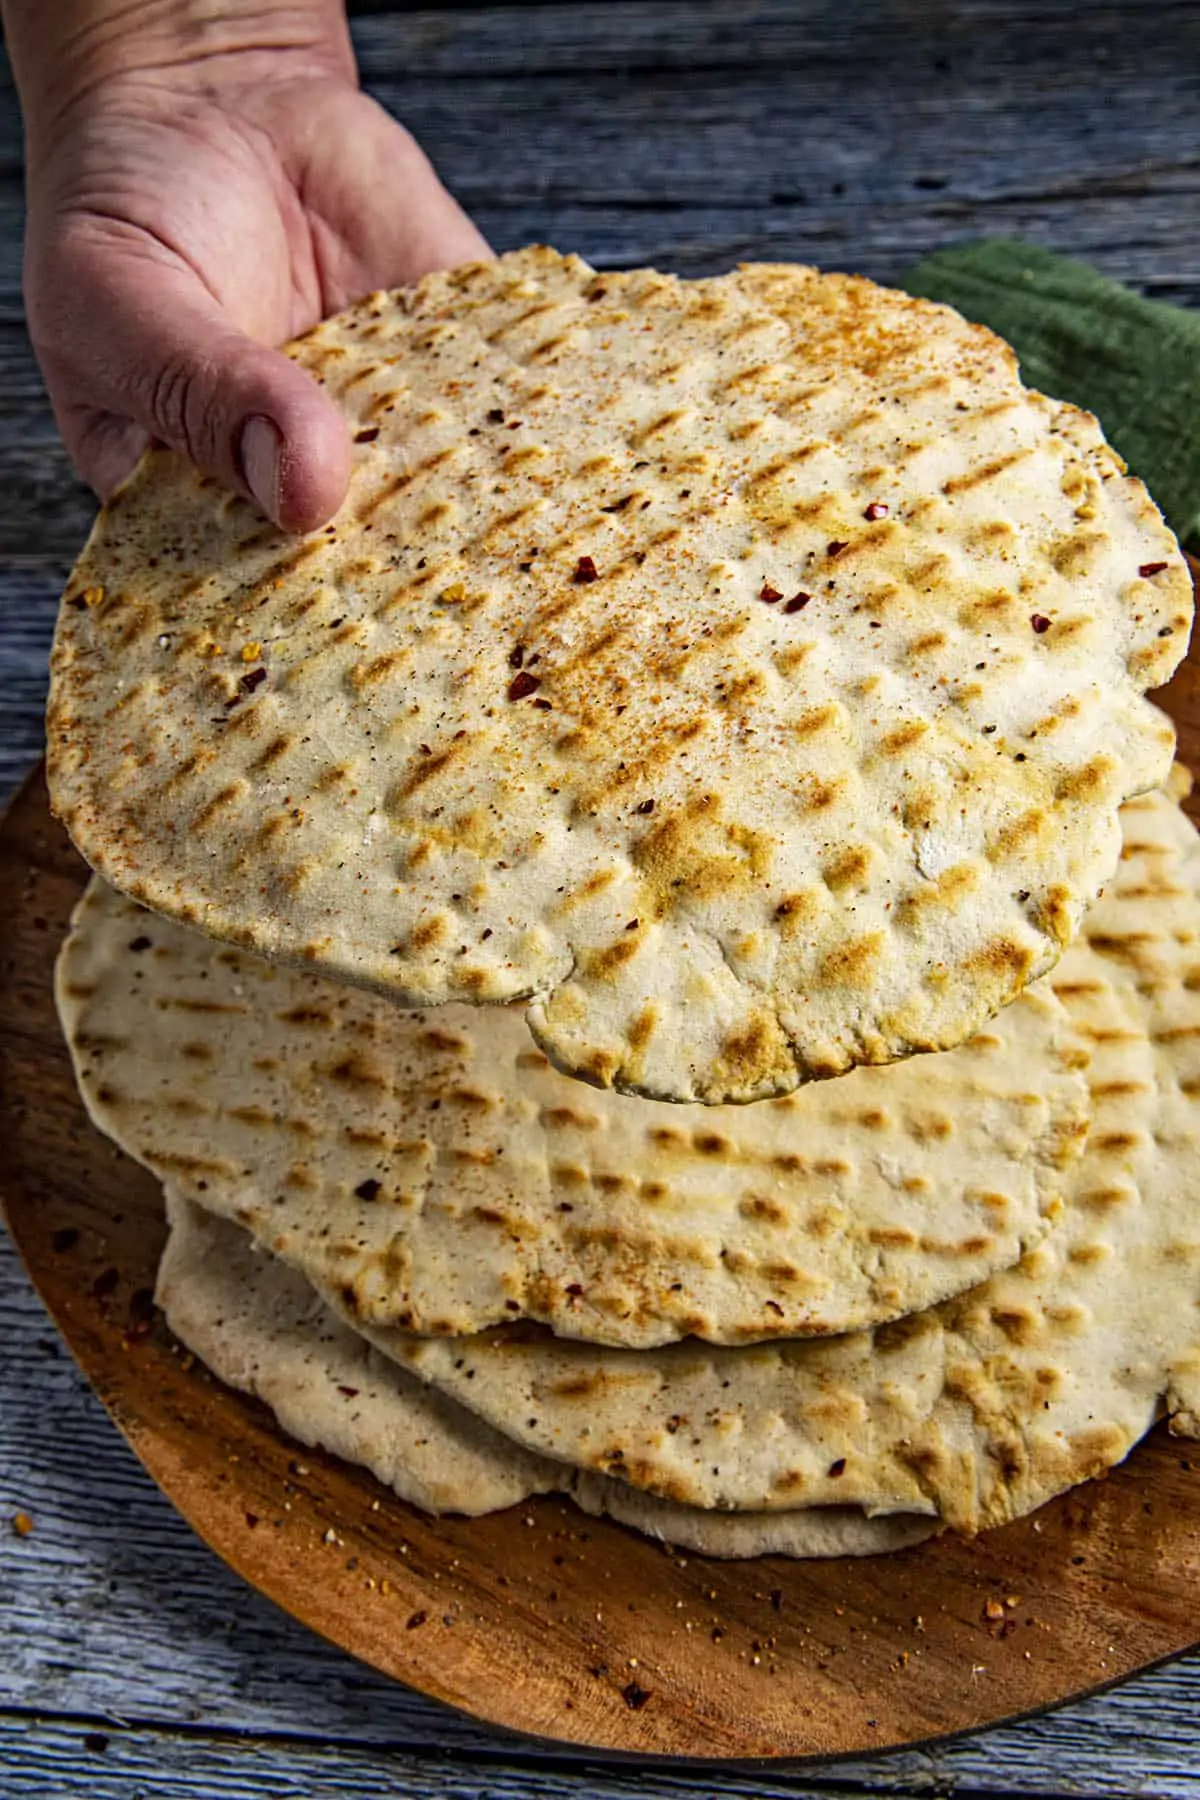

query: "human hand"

left=10, top=2, right=490, bottom=531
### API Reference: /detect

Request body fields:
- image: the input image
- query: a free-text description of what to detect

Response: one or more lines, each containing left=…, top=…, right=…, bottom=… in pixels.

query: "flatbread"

left=48, top=247, right=1189, bottom=1103
left=150, top=782, right=1200, bottom=1537
left=160, top=1193, right=931, bottom=1559
left=56, top=888, right=1087, bottom=1349
left=157, top=1188, right=553, bottom=1514
left=339, top=784, right=1200, bottom=1530
left=63, top=789, right=1200, bottom=1533
left=572, top=1476, right=933, bottom=1559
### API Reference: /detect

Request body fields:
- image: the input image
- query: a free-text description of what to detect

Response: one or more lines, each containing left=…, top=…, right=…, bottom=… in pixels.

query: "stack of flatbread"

left=47, top=248, right=1200, bottom=1559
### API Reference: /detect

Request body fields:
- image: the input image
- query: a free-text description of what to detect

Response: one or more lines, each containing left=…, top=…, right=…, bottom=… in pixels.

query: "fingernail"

left=239, top=415, right=283, bottom=520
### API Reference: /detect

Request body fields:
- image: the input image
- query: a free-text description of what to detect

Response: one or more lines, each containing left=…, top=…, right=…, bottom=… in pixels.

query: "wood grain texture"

left=3, top=615, right=1200, bottom=1762
left=4, top=1710, right=1200, bottom=1800
left=0, top=4, right=1199, bottom=298
left=0, top=568, right=67, bottom=797
left=255, top=0, right=1200, bottom=307
left=4, top=0, right=1200, bottom=1788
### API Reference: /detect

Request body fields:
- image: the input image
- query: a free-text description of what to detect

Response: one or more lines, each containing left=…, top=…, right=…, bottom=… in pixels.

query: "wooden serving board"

left=4, top=632, right=1200, bottom=1761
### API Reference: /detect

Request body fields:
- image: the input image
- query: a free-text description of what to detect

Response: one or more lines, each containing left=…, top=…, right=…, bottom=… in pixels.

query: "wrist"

left=4, top=1, right=356, bottom=152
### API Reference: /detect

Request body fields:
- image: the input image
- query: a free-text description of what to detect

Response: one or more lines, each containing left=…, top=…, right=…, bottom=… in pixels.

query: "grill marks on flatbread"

left=158, top=1193, right=933, bottom=1559
left=67, top=787, right=1200, bottom=1536
left=324, top=785, right=1200, bottom=1531
left=57, top=890, right=1087, bottom=1349
left=48, top=248, right=1190, bottom=1103
left=58, top=784, right=1200, bottom=1541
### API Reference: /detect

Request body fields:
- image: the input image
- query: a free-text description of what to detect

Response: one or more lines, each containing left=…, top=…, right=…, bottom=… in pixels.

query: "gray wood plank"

left=0, top=177, right=1193, bottom=314
left=0, top=1718, right=913, bottom=1800
left=0, top=329, right=94, bottom=560
left=0, top=4, right=1193, bottom=303
left=348, top=0, right=1200, bottom=81
left=0, top=565, right=70, bottom=800
left=0, top=2, right=1194, bottom=108
left=345, top=0, right=1200, bottom=305
left=8, top=1711, right=1198, bottom=1800
left=5, top=1225, right=1200, bottom=1796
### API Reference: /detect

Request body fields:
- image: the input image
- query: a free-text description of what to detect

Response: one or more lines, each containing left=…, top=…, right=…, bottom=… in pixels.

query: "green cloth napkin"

left=901, top=239, right=1200, bottom=547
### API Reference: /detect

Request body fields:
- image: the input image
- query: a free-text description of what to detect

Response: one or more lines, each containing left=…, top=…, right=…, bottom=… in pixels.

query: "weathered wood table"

left=3, top=3, right=1200, bottom=1793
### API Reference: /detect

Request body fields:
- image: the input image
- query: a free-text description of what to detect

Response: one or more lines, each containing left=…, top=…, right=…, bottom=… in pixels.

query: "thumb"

left=38, top=242, right=351, bottom=532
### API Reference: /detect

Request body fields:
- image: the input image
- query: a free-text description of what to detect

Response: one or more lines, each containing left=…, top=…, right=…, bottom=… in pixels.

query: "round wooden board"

left=5, top=635, right=1200, bottom=1761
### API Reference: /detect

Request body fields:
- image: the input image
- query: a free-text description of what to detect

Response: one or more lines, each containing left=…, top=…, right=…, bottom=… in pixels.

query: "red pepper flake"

left=784, top=592, right=811, bottom=613
left=406, top=1609, right=429, bottom=1629
left=354, top=1177, right=382, bottom=1201
left=486, top=408, right=505, bottom=425
left=573, top=555, right=600, bottom=583
left=636, top=798, right=656, bottom=815
left=828, top=1458, right=847, bottom=1477
left=1030, top=614, right=1052, bottom=634
left=827, top=539, right=849, bottom=557
left=128, top=935, right=153, bottom=953
left=1139, top=561, right=1169, bottom=577
left=625, top=918, right=639, bottom=931
left=601, top=495, right=633, bottom=513
left=338, top=1386, right=360, bottom=1399
left=863, top=501, right=889, bottom=521
left=622, top=1681, right=652, bottom=1710
left=508, top=670, right=542, bottom=701
left=758, top=583, right=783, bottom=603
left=354, top=427, right=380, bottom=444
left=532, top=696, right=554, bottom=710
left=241, top=665, right=268, bottom=693
left=508, top=644, right=525, bottom=669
